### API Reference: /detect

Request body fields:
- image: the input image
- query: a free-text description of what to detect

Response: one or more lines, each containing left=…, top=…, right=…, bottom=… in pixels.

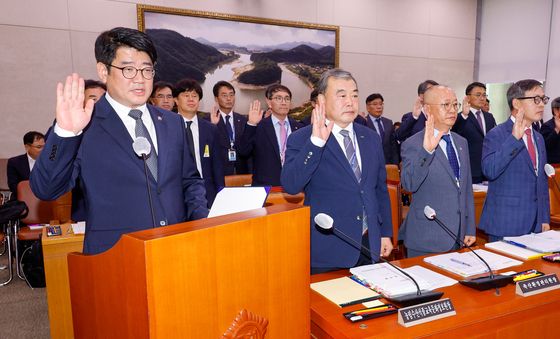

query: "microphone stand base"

left=384, top=290, right=444, bottom=307
left=459, top=275, right=513, bottom=291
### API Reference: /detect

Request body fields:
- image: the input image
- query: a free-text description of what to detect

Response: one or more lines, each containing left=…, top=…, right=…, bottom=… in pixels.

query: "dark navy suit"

left=452, top=110, right=497, bottom=183
left=213, top=112, right=251, bottom=175
left=356, top=115, right=399, bottom=164
left=281, top=123, right=393, bottom=268
left=394, top=112, right=426, bottom=143
left=238, top=116, right=303, bottom=186
left=479, top=119, right=550, bottom=237
left=540, top=118, right=560, bottom=164
left=31, top=96, right=208, bottom=254
left=7, top=154, right=30, bottom=199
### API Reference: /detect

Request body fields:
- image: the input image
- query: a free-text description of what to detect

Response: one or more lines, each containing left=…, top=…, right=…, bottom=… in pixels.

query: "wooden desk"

left=311, top=252, right=560, bottom=338
left=42, top=225, right=84, bottom=339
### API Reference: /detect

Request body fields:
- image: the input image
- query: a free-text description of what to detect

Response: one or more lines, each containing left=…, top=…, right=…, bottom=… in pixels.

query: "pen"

left=450, top=258, right=472, bottom=267
left=351, top=305, right=393, bottom=315
left=503, top=240, right=528, bottom=249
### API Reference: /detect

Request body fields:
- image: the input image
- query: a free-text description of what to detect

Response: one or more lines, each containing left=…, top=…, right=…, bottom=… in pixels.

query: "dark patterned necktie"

left=185, top=121, right=196, bottom=161
left=475, top=110, right=484, bottom=132
left=128, top=109, right=158, bottom=181
left=376, top=118, right=385, bottom=140
left=442, top=134, right=460, bottom=182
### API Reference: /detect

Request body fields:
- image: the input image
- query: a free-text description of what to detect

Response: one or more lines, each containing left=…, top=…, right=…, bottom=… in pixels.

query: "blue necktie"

left=225, top=115, right=234, bottom=143
left=128, top=109, right=158, bottom=181
left=376, top=118, right=385, bottom=140
left=442, top=134, right=460, bottom=181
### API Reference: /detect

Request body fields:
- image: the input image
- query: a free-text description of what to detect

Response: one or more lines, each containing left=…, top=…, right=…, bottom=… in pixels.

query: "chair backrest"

left=17, top=180, right=55, bottom=224
left=550, top=167, right=560, bottom=215
left=224, top=174, right=252, bottom=187
left=385, top=164, right=400, bottom=183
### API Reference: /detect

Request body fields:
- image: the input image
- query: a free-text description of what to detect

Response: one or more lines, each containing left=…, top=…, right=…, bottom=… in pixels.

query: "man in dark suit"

left=356, top=93, right=399, bottom=164
left=394, top=80, right=439, bottom=144
left=452, top=82, right=497, bottom=183
left=399, top=86, right=475, bottom=257
left=207, top=81, right=250, bottom=175
left=173, top=78, right=224, bottom=207
left=238, top=84, right=303, bottom=186
left=281, top=69, right=393, bottom=273
left=7, top=131, right=45, bottom=199
left=30, top=27, right=208, bottom=254
left=479, top=79, right=550, bottom=242
left=541, top=96, right=560, bottom=164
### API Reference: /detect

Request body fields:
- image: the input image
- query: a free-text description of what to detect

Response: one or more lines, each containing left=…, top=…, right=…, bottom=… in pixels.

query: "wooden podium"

left=67, top=204, right=310, bottom=338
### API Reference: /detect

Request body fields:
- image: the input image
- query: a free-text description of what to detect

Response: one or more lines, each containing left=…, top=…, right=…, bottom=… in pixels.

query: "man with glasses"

left=540, top=96, right=560, bottom=164
left=150, top=81, right=175, bottom=111
left=7, top=131, right=45, bottom=200
left=30, top=27, right=208, bottom=254
left=479, top=79, right=550, bottom=241
left=238, top=84, right=303, bottom=186
left=452, top=82, right=497, bottom=183
left=399, top=86, right=475, bottom=257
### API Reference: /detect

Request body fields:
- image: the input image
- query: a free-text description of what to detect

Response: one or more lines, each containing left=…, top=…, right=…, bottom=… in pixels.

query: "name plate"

left=516, top=273, right=560, bottom=297
left=397, top=298, right=455, bottom=327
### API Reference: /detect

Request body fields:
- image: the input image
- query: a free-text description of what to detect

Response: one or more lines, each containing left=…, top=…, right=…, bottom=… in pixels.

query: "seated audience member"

left=150, top=81, right=174, bottom=111
left=482, top=98, right=490, bottom=112
left=7, top=131, right=45, bottom=199
left=394, top=80, right=439, bottom=144
left=479, top=79, right=550, bottom=241
left=452, top=82, right=497, bottom=183
left=238, top=84, right=303, bottom=186
left=540, top=96, right=560, bottom=164
left=173, top=79, right=224, bottom=206
left=84, top=79, right=107, bottom=104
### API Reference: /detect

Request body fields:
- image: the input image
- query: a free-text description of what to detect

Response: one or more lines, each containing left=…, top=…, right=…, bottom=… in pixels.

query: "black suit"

left=7, top=154, right=30, bottom=199
left=213, top=112, right=251, bottom=175
left=394, top=112, right=426, bottom=143
left=452, top=110, right=497, bottom=183
left=238, top=116, right=303, bottom=186
left=356, top=115, right=399, bottom=164
left=541, top=118, right=560, bottom=164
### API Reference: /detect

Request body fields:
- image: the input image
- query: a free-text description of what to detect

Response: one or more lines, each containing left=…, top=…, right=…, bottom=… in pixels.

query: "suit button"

left=157, top=188, right=162, bottom=194
left=160, top=220, right=166, bottom=226
left=308, top=151, right=313, bottom=156
left=356, top=215, right=361, bottom=221
left=360, top=190, right=364, bottom=194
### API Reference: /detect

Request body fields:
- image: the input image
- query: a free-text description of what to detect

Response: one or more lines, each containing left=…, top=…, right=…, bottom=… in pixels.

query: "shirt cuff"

left=54, top=123, right=82, bottom=137
left=310, top=136, right=326, bottom=147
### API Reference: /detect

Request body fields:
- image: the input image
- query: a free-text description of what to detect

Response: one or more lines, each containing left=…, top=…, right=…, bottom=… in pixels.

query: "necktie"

left=279, top=120, right=287, bottom=165
left=128, top=109, right=158, bottom=181
left=442, top=134, right=460, bottom=182
left=340, top=130, right=361, bottom=183
left=225, top=115, right=234, bottom=144
left=185, top=121, right=196, bottom=161
left=375, top=118, right=385, bottom=140
left=525, top=129, right=537, bottom=169
left=475, top=110, right=484, bottom=132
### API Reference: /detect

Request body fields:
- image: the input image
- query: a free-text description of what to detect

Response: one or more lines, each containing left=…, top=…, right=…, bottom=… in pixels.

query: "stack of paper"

left=503, top=231, right=560, bottom=253
left=311, top=276, right=380, bottom=307
left=485, top=241, right=547, bottom=260
left=423, top=249, right=522, bottom=277
left=350, top=263, right=457, bottom=298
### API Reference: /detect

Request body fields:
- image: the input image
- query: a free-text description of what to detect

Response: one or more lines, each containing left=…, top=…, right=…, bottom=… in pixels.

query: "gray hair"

left=506, top=79, right=543, bottom=111
left=316, top=68, right=357, bottom=95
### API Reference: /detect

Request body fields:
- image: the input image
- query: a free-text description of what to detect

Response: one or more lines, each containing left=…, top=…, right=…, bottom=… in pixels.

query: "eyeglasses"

left=28, top=144, right=44, bottom=149
left=155, top=94, right=173, bottom=100
left=469, top=93, right=487, bottom=98
left=105, top=64, right=155, bottom=80
left=271, top=96, right=291, bottom=103
left=426, top=102, right=461, bottom=112
left=517, top=95, right=550, bottom=105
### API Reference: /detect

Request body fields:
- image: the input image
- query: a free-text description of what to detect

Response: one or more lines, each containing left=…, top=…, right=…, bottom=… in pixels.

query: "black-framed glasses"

left=517, top=95, right=550, bottom=105
left=469, top=93, right=487, bottom=98
left=105, top=64, right=155, bottom=80
left=271, top=96, right=291, bottom=103
left=426, top=102, right=461, bottom=112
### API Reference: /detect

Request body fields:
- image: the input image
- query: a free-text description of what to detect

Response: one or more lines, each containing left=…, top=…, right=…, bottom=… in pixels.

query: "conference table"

left=310, top=248, right=560, bottom=338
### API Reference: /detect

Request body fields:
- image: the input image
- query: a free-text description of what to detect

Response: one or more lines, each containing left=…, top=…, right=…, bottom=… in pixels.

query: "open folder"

left=208, top=186, right=270, bottom=218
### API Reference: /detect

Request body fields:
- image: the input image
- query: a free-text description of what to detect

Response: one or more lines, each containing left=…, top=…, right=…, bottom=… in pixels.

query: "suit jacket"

left=394, top=112, right=426, bottom=143
left=238, top=116, right=303, bottom=186
left=281, top=123, right=393, bottom=268
left=479, top=119, right=550, bottom=236
left=399, top=130, right=475, bottom=252
left=362, top=115, right=400, bottom=164
left=31, top=96, right=208, bottom=254
left=7, top=153, right=30, bottom=198
left=452, top=110, right=497, bottom=183
left=540, top=118, right=560, bottom=164
left=213, top=112, right=251, bottom=175
left=191, top=118, right=224, bottom=207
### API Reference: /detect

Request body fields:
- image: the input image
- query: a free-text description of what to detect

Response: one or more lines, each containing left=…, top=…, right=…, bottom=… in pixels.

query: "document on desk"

left=503, top=231, right=560, bottom=253
left=485, top=241, right=547, bottom=260
left=350, top=263, right=457, bottom=298
left=424, top=250, right=522, bottom=277
left=310, top=276, right=380, bottom=307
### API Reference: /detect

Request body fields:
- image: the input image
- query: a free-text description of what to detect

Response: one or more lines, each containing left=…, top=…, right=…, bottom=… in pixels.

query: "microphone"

left=423, top=206, right=512, bottom=293
left=132, top=137, right=157, bottom=229
left=545, top=163, right=560, bottom=195
left=314, top=213, right=443, bottom=307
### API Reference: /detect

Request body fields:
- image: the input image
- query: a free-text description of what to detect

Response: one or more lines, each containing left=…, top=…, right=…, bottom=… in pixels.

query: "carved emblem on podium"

left=222, top=309, right=269, bottom=339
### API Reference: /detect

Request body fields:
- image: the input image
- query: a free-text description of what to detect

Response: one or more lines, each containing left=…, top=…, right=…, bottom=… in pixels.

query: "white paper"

left=503, top=231, right=560, bottom=253
left=472, top=183, right=488, bottom=192
left=423, top=249, right=522, bottom=277
left=28, top=224, right=47, bottom=230
left=71, top=221, right=86, bottom=234
left=485, top=241, right=543, bottom=260
left=208, top=186, right=269, bottom=218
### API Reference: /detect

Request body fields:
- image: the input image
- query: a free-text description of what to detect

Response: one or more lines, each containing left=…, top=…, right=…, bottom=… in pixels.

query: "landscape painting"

left=137, top=5, right=338, bottom=118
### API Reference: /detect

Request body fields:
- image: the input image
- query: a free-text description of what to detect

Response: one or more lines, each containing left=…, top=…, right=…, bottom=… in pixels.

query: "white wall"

left=0, top=0, right=477, bottom=158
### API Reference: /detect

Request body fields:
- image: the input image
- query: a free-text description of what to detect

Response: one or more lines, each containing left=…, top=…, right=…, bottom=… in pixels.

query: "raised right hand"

left=462, top=96, right=471, bottom=116
left=423, top=112, right=443, bottom=152
left=56, top=73, right=94, bottom=134
left=209, top=104, right=220, bottom=125
left=412, top=97, right=422, bottom=119
left=247, top=99, right=263, bottom=125
left=512, top=108, right=525, bottom=140
left=311, top=101, right=333, bottom=141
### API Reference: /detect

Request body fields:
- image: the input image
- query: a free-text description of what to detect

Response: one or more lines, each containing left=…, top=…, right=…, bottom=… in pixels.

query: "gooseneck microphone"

left=545, top=163, right=560, bottom=195
left=314, top=213, right=443, bottom=307
left=133, top=137, right=157, bottom=229
left=423, top=205, right=512, bottom=293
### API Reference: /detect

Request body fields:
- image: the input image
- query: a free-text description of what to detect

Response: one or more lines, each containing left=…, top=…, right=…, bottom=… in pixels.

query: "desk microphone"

left=545, top=164, right=560, bottom=196
left=314, top=213, right=443, bottom=307
left=133, top=137, right=157, bottom=229
left=423, top=206, right=512, bottom=293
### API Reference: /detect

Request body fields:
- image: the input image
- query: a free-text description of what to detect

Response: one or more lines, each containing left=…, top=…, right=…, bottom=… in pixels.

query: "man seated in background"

left=150, top=81, right=175, bottom=111
left=173, top=78, right=224, bottom=206
left=7, top=131, right=45, bottom=200
left=238, top=84, right=303, bottom=186
left=84, top=79, right=107, bottom=104
left=540, top=96, right=560, bottom=164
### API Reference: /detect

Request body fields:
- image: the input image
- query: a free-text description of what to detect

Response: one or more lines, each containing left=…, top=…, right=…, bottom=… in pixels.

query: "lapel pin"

left=158, top=116, right=162, bottom=121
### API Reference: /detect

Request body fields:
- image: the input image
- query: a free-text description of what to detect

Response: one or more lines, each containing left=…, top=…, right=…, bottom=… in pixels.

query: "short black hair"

left=94, top=27, right=157, bottom=73
left=506, top=79, right=543, bottom=111
left=213, top=81, right=235, bottom=97
left=417, top=80, right=439, bottom=96
left=551, top=97, right=560, bottom=110
left=151, top=81, right=174, bottom=98
left=173, top=78, right=203, bottom=99
left=466, top=82, right=486, bottom=95
left=23, top=131, right=44, bottom=145
left=309, top=88, right=319, bottom=103
left=366, top=93, right=384, bottom=104
left=84, top=79, right=106, bottom=91
left=265, top=84, right=292, bottom=99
